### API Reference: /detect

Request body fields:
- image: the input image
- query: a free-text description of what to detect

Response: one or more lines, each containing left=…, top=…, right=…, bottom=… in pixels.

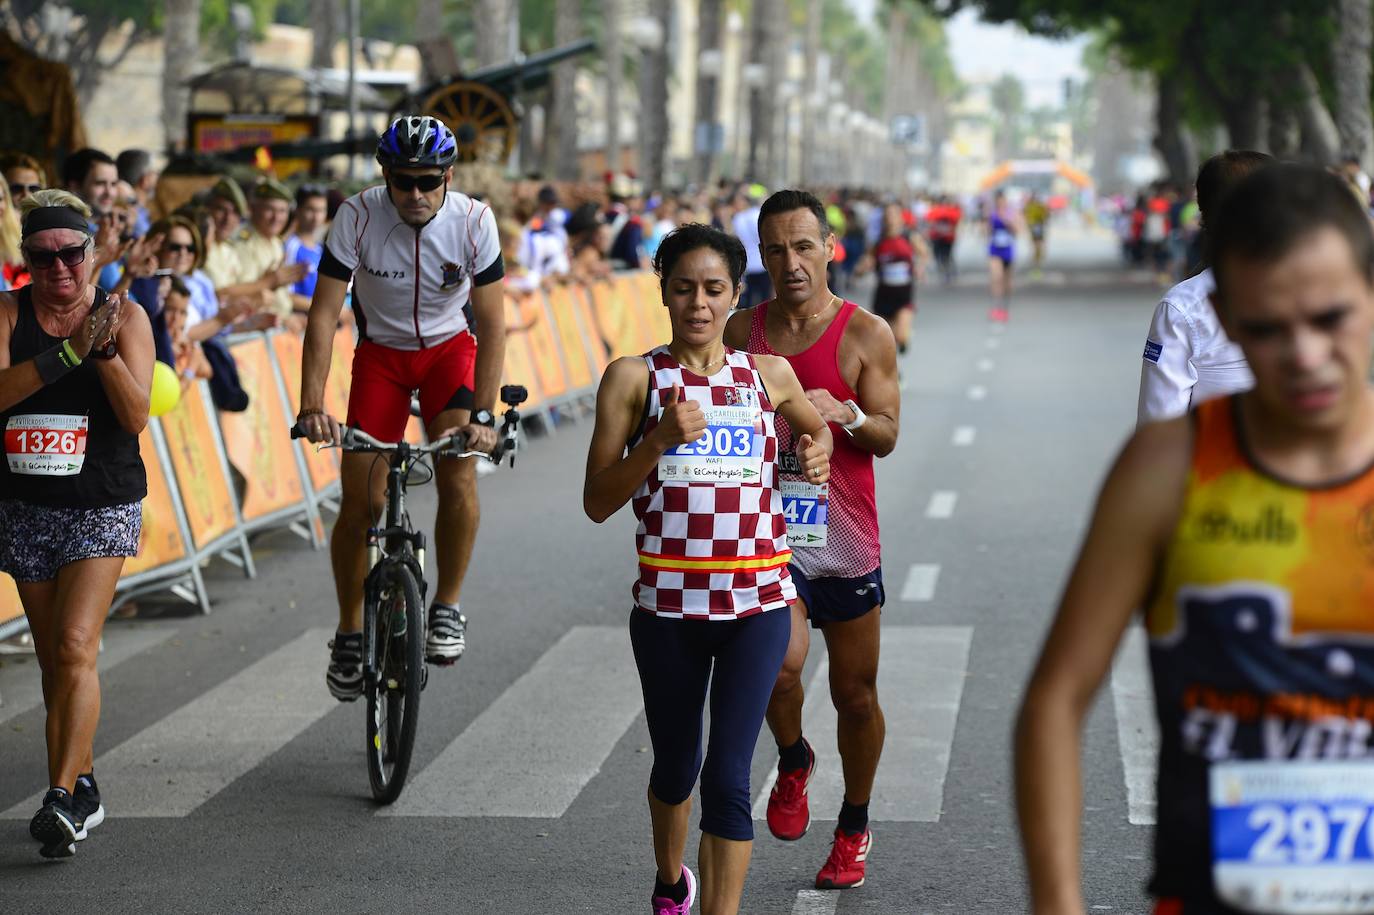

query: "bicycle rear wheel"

left=364, top=560, right=424, bottom=803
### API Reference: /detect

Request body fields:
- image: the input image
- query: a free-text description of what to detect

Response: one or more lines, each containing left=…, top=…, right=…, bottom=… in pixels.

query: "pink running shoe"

left=651, top=864, right=697, bottom=914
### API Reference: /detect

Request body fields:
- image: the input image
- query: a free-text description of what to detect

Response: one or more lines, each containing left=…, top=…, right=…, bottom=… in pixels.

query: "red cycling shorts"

left=345, top=332, right=477, bottom=442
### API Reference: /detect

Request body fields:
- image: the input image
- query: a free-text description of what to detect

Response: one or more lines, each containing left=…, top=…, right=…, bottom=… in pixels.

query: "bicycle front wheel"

left=364, top=560, right=424, bottom=804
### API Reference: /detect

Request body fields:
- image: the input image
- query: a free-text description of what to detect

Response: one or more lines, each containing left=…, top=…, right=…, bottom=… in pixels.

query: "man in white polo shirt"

left=1137, top=151, right=1271, bottom=423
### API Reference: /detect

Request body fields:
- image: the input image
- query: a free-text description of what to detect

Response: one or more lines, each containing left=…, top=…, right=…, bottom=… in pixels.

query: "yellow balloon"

left=149, top=360, right=181, bottom=418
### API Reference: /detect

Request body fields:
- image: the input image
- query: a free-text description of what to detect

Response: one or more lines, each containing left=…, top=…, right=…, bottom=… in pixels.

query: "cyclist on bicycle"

left=296, top=115, right=506, bottom=700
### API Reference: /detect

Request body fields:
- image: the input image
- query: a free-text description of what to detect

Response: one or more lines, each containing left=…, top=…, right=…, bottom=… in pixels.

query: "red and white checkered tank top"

left=748, top=300, right=882, bottom=579
left=629, top=346, right=796, bottom=620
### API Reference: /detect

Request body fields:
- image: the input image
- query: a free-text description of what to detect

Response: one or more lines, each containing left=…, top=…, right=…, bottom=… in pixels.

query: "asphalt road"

left=0, top=224, right=1168, bottom=914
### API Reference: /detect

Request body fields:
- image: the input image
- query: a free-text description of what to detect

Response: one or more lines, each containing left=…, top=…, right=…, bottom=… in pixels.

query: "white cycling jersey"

left=324, top=185, right=502, bottom=350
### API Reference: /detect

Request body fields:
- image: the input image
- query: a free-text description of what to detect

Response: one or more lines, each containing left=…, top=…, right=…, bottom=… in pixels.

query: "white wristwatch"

left=840, top=399, right=867, bottom=435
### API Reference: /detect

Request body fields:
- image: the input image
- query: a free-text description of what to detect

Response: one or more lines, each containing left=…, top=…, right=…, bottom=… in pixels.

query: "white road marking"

left=0, top=625, right=177, bottom=726
left=3, top=628, right=338, bottom=818
left=792, top=890, right=839, bottom=914
left=925, top=491, right=958, bottom=519
left=1112, top=626, right=1159, bottom=826
left=952, top=426, right=976, bottom=446
left=968, top=385, right=987, bottom=401
left=977, top=358, right=995, bottom=372
left=900, top=564, right=941, bottom=602
left=753, top=627, right=974, bottom=822
left=986, top=337, right=1001, bottom=350
left=383, top=626, right=641, bottom=818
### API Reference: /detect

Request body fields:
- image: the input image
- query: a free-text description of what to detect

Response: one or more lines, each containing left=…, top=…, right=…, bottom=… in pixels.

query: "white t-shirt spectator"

left=732, top=206, right=764, bottom=276
left=1137, top=268, right=1254, bottom=423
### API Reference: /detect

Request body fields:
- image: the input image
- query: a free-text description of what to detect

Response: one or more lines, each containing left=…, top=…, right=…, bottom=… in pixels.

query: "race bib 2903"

left=1211, top=760, right=1374, bottom=913
left=5, top=414, right=88, bottom=476
left=781, top=480, right=828, bottom=548
left=659, top=405, right=763, bottom=483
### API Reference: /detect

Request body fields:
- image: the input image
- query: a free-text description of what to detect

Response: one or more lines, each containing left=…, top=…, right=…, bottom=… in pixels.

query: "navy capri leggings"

left=629, top=606, right=792, bottom=841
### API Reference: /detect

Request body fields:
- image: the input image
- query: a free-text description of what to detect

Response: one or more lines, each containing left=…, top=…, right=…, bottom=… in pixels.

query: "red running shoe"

left=989, top=306, right=1009, bottom=322
left=816, top=827, right=873, bottom=889
left=765, top=737, right=815, bottom=841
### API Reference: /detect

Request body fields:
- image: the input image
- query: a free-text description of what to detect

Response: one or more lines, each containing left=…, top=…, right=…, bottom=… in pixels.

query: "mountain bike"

left=293, top=384, right=527, bottom=802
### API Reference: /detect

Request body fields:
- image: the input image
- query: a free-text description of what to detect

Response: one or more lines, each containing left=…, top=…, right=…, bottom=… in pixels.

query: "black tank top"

left=0, top=286, right=146, bottom=508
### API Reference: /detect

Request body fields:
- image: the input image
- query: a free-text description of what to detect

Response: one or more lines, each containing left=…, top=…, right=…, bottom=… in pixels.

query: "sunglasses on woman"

left=9, top=183, right=41, bottom=197
left=24, top=244, right=90, bottom=270
left=163, top=243, right=196, bottom=254
left=388, top=173, right=445, bottom=193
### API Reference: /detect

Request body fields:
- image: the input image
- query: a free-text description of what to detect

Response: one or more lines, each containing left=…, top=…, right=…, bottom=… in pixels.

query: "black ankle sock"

left=838, top=800, right=869, bottom=835
left=778, top=736, right=810, bottom=773
left=654, top=870, right=688, bottom=903
left=898, top=341, right=908, bottom=355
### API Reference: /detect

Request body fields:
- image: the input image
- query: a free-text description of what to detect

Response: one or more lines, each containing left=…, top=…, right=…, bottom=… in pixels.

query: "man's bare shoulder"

left=724, top=307, right=754, bottom=349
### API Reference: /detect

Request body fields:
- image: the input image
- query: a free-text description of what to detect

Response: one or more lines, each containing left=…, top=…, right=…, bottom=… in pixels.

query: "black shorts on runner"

left=789, top=565, right=885, bottom=629
left=872, top=285, right=914, bottom=320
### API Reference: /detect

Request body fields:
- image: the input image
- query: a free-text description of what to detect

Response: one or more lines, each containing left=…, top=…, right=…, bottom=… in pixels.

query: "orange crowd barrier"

left=157, top=386, right=242, bottom=550
left=272, top=331, right=342, bottom=493
left=221, top=336, right=307, bottom=524
left=522, top=292, right=569, bottom=401
left=0, top=573, right=22, bottom=629
left=122, top=427, right=191, bottom=578
left=545, top=286, right=597, bottom=393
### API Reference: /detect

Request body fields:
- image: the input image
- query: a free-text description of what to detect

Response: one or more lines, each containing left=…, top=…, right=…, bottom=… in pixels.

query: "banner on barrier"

left=544, top=286, right=596, bottom=392
left=570, top=287, right=611, bottom=377
left=221, top=336, right=307, bottom=522
left=0, top=573, right=21, bottom=629
left=613, top=274, right=659, bottom=355
left=501, top=300, right=545, bottom=411
left=591, top=280, right=649, bottom=359
left=122, top=425, right=191, bottom=577
left=522, top=293, right=569, bottom=400
left=158, top=386, right=241, bottom=550
left=634, top=272, right=672, bottom=342
left=272, top=331, right=341, bottom=492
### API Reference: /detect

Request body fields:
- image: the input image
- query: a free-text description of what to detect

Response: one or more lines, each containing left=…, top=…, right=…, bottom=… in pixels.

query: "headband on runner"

left=21, top=206, right=93, bottom=240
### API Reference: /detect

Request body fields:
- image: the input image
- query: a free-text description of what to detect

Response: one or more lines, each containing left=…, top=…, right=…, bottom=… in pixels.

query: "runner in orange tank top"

left=725, top=189, right=901, bottom=892
left=1015, top=164, right=1374, bottom=914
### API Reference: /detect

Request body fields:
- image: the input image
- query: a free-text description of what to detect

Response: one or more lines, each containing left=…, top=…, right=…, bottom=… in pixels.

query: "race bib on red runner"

left=5, top=414, right=88, bottom=476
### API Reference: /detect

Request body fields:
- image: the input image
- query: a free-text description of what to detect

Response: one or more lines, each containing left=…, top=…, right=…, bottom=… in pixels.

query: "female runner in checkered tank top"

left=585, top=224, right=833, bottom=915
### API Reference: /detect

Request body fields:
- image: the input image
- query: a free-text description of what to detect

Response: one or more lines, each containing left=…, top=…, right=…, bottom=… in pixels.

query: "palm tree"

left=1334, top=0, right=1373, bottom=167
left=603, top=0, right=622, bottom=174
left=694, top=0, right=724, bottom=185
left=162, top=0, right=202, bottom=152
left=547, top=0, right=583, bottom=179
left=637, top=0, right=672, bottom=192
left=474, top=0, right=516, bottom=68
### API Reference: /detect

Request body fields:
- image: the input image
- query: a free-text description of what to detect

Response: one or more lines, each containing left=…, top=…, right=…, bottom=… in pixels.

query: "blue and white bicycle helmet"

left=376, top=116, right=459, bottom=169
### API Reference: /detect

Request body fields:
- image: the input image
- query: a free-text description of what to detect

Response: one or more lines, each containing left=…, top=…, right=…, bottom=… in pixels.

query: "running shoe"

left=29, top=788, right=81, bottom=858
left=71, top=775, right=104, bottom=840
left=766, top=737, right=815, bottom=841
left=815, top=827, right=873, bottom=889
left=326, top=631, right=364, bottom=701
left=650, top=864, right=697, bottom=914
left=426, top=603, right=467, bottom=664
left=989, top=306, right=1009, bottom=322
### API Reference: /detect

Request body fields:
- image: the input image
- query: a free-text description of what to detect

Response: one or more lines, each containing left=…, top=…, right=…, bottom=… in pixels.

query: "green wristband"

left=60, top=338, right=83, bottom=367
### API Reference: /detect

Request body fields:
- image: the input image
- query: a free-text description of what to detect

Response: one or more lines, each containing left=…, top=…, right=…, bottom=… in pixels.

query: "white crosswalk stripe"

left=899, top=563, right=941, bottom=602
left=791, top=889, right=839, bottom=914
left=3, top=628, right=338, bottom=819
left=1112, top=626, right=1159, bottom=826
left=752, top=626, right=973, bottom=823
left=0, top=625, right=177, bottom=727
left=383, top=626, right=642, bottom=818
left=925, top=491, right=958, bottom=519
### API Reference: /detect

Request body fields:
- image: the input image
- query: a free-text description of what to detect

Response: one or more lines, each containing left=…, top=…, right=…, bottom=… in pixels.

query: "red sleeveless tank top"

left=747, top=300, right=881, bottom=579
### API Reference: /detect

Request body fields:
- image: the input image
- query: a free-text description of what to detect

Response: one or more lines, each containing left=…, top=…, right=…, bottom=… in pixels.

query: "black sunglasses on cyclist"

left=24, top=244, right=90, bottom=270
left=388, top=173, right=445, bottom=193
left=163, top=242, right=196, bottom=254
left=9, top=183, right=41, bottom=197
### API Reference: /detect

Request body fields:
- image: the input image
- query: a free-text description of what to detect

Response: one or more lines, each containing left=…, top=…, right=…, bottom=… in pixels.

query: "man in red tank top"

left=725, top=189, right=902, bottom=891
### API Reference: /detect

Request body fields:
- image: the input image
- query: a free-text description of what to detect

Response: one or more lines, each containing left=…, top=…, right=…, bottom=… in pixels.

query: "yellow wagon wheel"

left=421, top=81, right=518, bottom=164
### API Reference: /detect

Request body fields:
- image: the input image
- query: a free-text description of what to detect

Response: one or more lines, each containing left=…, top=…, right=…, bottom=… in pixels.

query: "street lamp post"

left=742, top=62, right=767, bottom=181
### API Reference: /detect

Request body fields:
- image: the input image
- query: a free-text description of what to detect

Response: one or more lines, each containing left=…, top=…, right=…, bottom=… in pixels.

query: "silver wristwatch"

left=841, top=399, right=867, bottom=434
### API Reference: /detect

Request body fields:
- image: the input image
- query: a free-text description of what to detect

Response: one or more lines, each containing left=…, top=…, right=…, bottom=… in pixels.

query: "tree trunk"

left=1333, top=0, right=1373, bottom=168
left=603, top=0, right=622, bottom=175
left=415, top=0, right=458, bottom=82
left=694, top=0, right=724, bottom=185
left=311, top=0, right=341, bottom=69
left=638, top=0, right=672, bottom=191
left=473, top=0, right=515, bottom=68
left=163, top=0, right=202, bottom=153
left=1268, top=94, right=1302, bottom=159
left=1220, top=94, right=1266, bottom=150
left=546, top=0, right=582, bottom=179
left=1153, top=70, right=1197, bottom=188
left=1294, top=60, right=1342, bottom=164
left=747, top=0, right=785, bottom=182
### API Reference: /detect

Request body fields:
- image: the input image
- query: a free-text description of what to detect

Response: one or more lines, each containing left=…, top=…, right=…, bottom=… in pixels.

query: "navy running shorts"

left=789, top=565, right=885, bottom=629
